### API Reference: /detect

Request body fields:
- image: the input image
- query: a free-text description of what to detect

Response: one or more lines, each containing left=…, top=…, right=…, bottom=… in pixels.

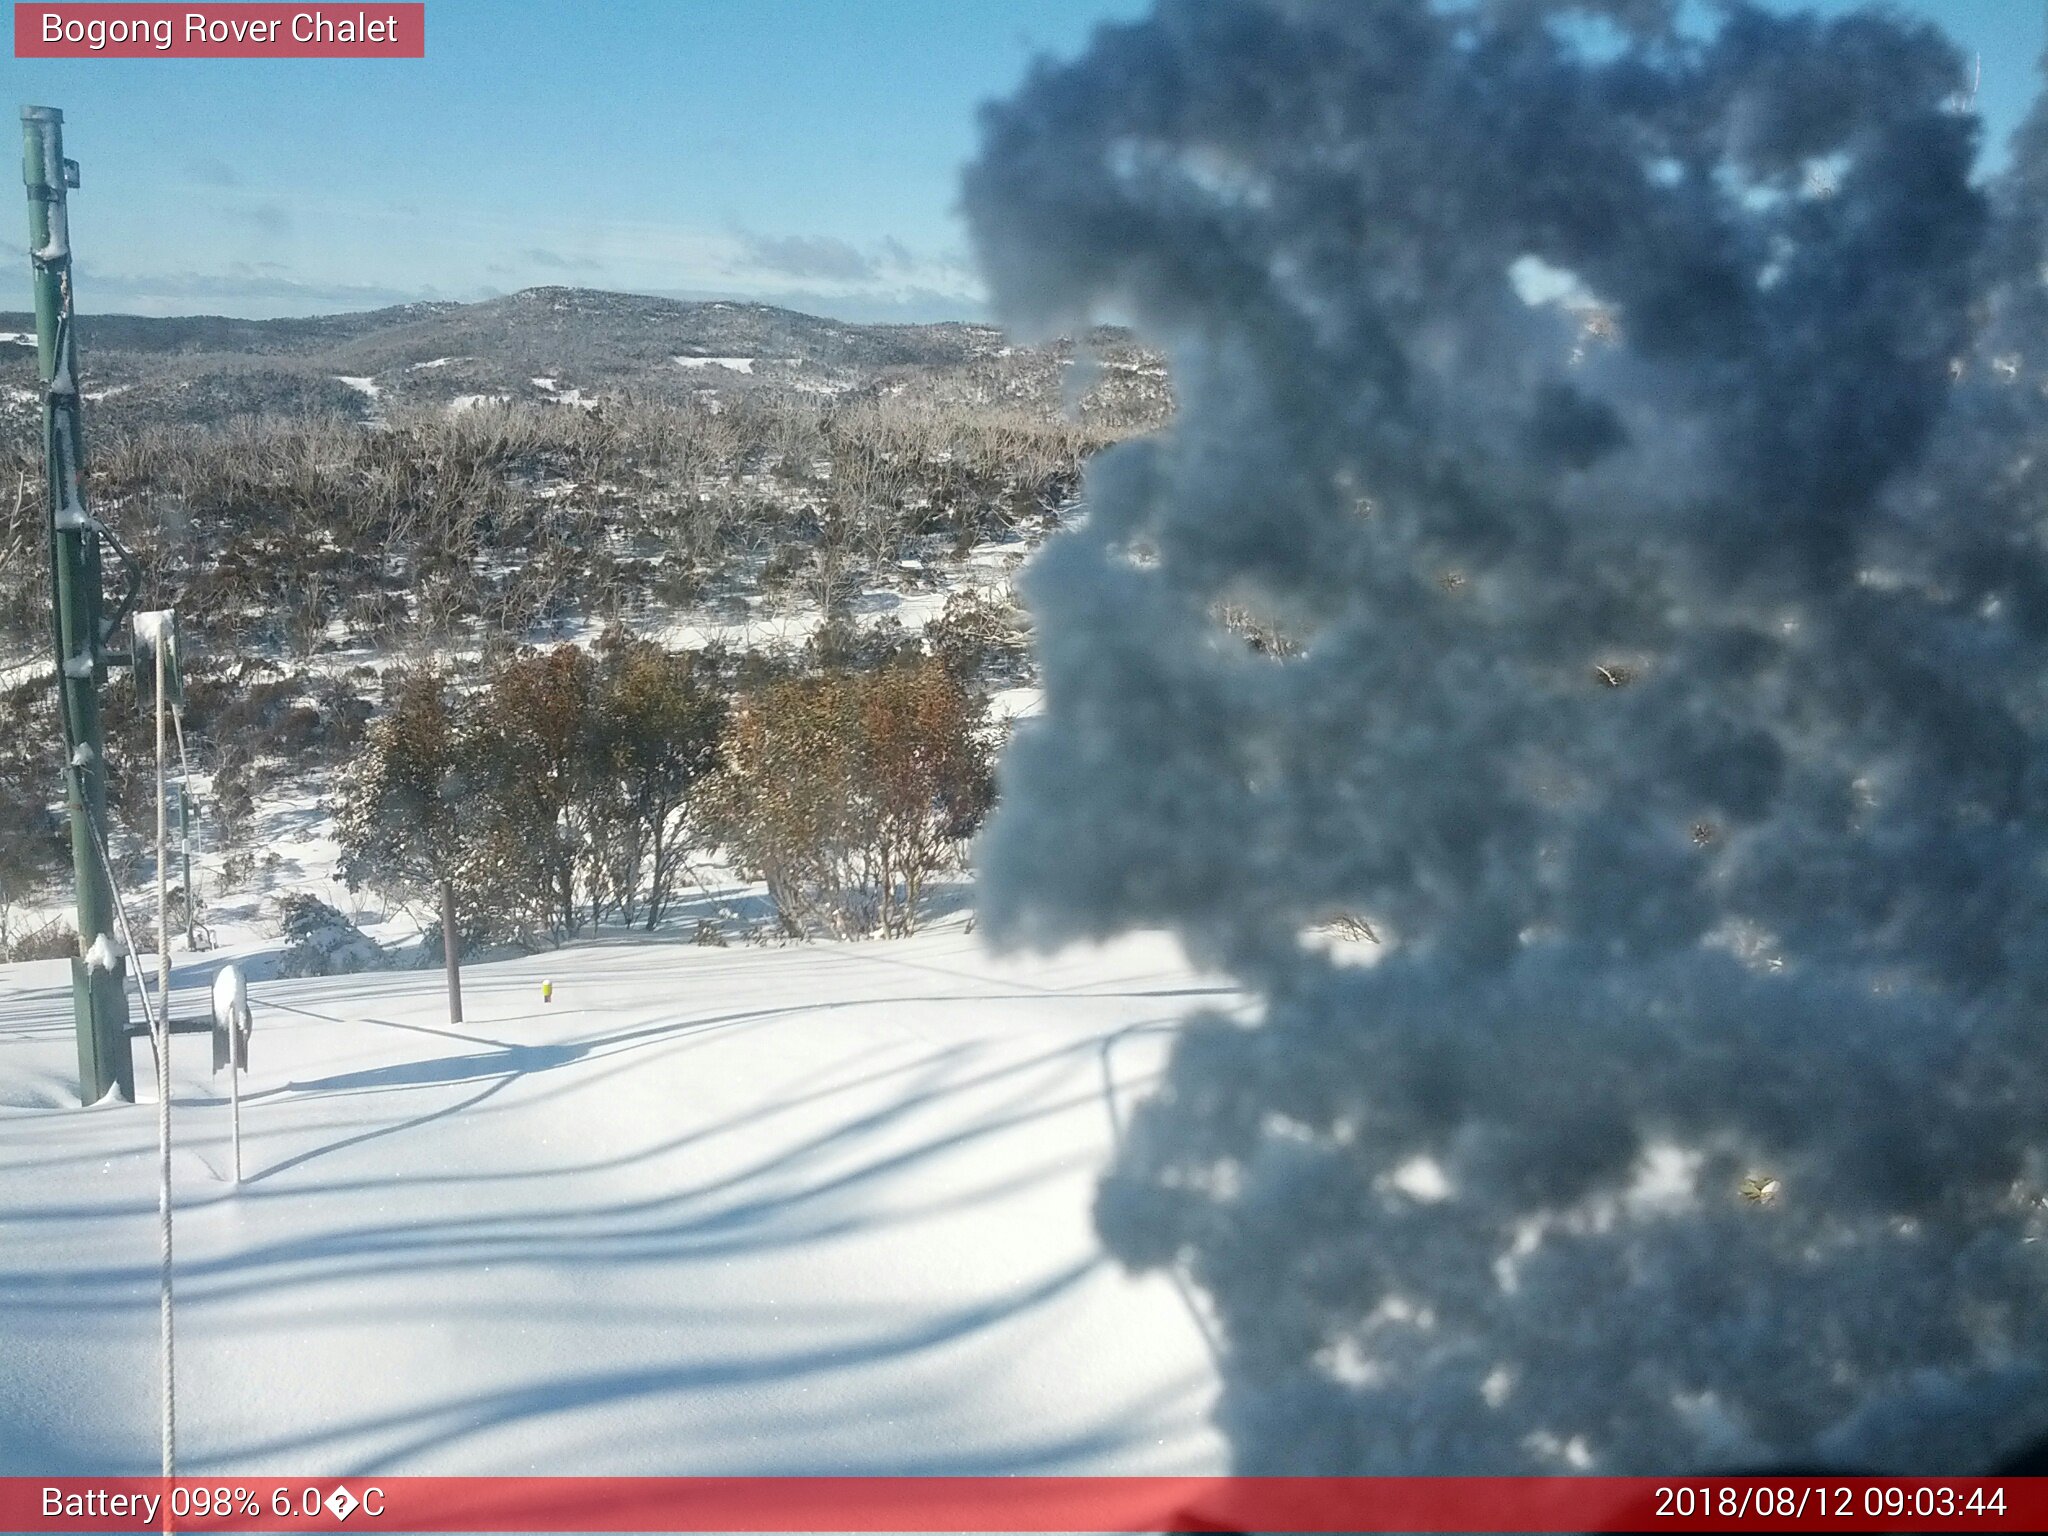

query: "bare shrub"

left=0, top=916, right=78, bottom=963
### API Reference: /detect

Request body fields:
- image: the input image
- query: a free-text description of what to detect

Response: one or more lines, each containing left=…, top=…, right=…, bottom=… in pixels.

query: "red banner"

left=3, top=1477, right=2046, bottom=1533
left=14, top=4, right=424, bottom=58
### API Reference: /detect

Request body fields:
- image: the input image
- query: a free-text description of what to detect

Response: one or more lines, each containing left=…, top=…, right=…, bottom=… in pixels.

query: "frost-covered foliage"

left=275, top=893, right=386, bottom=979
left=967, top=0, right=2048, bottom=1474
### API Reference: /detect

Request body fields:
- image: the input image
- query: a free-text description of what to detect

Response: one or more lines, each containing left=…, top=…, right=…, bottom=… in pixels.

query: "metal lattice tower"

left=22, top=105, right=137, bottom=1103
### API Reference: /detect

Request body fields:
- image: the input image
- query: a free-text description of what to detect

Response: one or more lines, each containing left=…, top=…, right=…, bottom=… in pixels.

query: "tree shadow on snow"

left=0, top=969, right=1210, bottom=1477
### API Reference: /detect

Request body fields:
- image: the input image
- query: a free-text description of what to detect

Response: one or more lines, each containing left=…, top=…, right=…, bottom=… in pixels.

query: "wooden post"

left=441, top=878, right=464, bottom=1023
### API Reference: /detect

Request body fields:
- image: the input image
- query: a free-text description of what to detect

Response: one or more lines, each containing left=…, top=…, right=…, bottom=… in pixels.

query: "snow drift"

left=967, top=0, right=2048, bottom=1473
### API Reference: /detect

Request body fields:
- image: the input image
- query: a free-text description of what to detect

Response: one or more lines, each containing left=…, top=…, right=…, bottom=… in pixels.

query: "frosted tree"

left=966, top=0, right=2048, bottom=1473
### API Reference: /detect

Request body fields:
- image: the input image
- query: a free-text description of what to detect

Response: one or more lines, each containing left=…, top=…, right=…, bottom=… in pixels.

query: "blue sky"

left=6, top=0, right=2043, bottom=323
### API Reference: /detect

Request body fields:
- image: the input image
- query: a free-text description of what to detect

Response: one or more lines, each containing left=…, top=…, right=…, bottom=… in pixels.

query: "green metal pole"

left=22, top=106, right=132, bottom=1104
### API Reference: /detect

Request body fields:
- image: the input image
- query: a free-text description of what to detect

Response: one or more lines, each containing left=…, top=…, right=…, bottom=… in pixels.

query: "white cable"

left=154, top=943, right=174, bottom=1488
left=79, top=806, right=174, bottom=1483
left=155, top=640, right=170, bottom=1131
left=152, top=642, right=176, bottom=1487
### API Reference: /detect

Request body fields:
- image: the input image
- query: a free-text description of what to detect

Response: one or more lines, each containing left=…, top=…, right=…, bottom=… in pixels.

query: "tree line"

left=334, top=627, right=996, bottom=965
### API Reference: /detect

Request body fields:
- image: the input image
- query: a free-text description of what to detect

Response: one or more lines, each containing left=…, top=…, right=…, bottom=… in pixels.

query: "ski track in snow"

left=0, top=927, right=1232, bottom=1477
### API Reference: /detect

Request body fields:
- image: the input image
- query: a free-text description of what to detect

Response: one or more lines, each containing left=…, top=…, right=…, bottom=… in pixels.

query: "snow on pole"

left=210, top=966, right=250, bottom=1187
left=82, top=931, right=123, bottom=973
left=132, top=611, right=184, bottom=705
left=212, top=965, right=250, bottom=1186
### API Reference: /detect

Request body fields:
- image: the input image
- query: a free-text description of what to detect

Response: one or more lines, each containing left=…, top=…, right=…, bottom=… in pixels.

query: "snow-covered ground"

left=0, top=923, right=1233, bottom=1477
left=530, top=376, right=598, bottom=408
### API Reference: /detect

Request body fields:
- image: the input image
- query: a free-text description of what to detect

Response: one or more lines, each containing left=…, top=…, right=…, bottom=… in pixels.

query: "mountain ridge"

left=0, top=284, right=1157, bottom=432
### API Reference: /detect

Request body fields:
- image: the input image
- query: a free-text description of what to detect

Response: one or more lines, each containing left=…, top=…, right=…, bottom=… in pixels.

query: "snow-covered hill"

left=0, top=924, right=1232, bottom=1477
left=0, top=287, right=1168, bottom=435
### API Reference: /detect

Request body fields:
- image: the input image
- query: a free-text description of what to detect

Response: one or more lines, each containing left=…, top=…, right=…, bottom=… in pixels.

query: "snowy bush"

left=968, top=0, right=2048, bottom=1474
left=275, top=892, right=386, bottom=979
left=925, top=588, right=1035, bottom=688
